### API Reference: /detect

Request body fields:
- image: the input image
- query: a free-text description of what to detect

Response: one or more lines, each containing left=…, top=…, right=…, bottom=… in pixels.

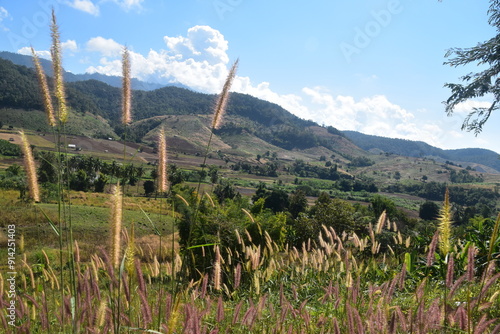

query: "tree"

left=288, top=189, right=308, bottom=219
left=442, top=0, right=500, bottom=134
left=419, top=201, right=440, bottom=220
left=208, top=165, right=219, bottom=184
left=94, top=174, right=108, bottom=193
left=213, top=181, right=238, bottom=204
left=264, top=188, right=289, bottom=213
left=143, top=180, right=155, bottom=196
left=370, top=195, right=397, bottom=220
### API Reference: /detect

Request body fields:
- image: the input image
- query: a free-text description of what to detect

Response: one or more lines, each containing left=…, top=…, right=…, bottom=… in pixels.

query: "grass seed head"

left=110, top=184, right=123, bottom=269
left=438, top=188, right=452, bottom=256
left=31, top=47, right=56, bottom=127
left=20, top=131, right=40, bottom=202
left=50, top=10, right=68, bottom=123
left=122, top=47, right=132, bottom=125
left=211, top=59, right=239, bottom=130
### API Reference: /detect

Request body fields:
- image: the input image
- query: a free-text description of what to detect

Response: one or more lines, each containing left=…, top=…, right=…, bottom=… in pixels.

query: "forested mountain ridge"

left=1, top=52, right=498, bottom=172
left=0, top=54, right=358, bottom=159
left=344, top=130, right=500, bottom=173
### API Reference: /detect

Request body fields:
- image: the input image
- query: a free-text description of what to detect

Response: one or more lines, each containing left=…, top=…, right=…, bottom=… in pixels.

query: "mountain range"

left=1, top=51, right=499, bottom=173
left=0, top=51, right=185, bottom=91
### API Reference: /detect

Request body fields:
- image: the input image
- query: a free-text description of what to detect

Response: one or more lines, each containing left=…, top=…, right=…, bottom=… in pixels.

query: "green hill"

left=0, top=55, right=355, bottom=160
left=344, top=131, right=500, bottom=173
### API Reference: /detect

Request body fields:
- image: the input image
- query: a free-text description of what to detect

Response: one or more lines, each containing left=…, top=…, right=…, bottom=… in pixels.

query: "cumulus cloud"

left=66, top=0, right=100, bottom=16
left=62, top=40, right=79, bottom=53
left=86, top=37, right=123, bottom=57
left=453, top=100, right=492, bottom=114
left=84, top=26, right=232, bottom=92
left=17, top=47, right=51, bottom=60
left=164, top=26, right=229, bottom=65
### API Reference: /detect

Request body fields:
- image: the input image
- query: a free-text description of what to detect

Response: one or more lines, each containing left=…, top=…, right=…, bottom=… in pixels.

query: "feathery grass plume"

left=50, top=10, right=68, bottom=123
left=31, top=47, right=56, bottom=127
left=175, top=194, right=189, bottom=207
left=467, top=244, right=476, bottom=282
left=213, top=245, right=222, bottom=291
left=376, top=210, right=387, bottom=234
left=19, top=233, right=25, bottom=254
left=122, top=47, right=132, bottom=125
left=110, top=184, right=123, bottom=269
left=97, top=299, right=107, bottom=328
left=438, top=188, right=452, bottom=255
left=211, top=59, right=239, bottom=130
left=446, top=255, right=455, bottom=288
left=20, top=131, right=40, bottom=202
left=426, top=231, right=439, bottom=267
left=157, top=127, right=168, bottom=193
left=125, top=223, right=136, bottom=277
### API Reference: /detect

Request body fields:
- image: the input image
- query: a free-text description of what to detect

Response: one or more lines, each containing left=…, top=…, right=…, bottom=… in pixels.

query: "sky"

left=0, top=0, right=499, bottom=153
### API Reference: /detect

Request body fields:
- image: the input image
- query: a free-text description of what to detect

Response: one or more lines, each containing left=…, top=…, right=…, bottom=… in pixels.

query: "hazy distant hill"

left=0, top=51, right=180, bottom=91
left=344, top=131, right=500, bottom=173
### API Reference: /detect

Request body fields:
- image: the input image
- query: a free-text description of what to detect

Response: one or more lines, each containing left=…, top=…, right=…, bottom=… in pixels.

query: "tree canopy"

left=443, top=0, right=500, bottom=134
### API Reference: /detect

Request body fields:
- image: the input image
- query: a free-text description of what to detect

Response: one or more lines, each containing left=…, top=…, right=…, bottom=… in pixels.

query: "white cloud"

left=86, top=37, right=123, bottom=57
left=17, top=47, right=51, bottom=60
left=453, top=100, right=492, bottom=114
left=65, top=0, right=143, bottom=15
left=66, top=0, right=100, bottom=16
left=164, top=26, right=229, bottom=65
left=111, top=0, right=144, bottom=12
left=0, top=6, right=11, bottom=31
left=85, top=27, right=232, bottom=92
left=62, top=40, right=78, bottom=53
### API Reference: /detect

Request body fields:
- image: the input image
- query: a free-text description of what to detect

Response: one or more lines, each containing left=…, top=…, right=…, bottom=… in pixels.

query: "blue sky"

left=0, top=0, right=499, bottom=153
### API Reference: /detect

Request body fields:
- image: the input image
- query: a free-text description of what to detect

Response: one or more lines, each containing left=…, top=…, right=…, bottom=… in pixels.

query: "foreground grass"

left=1, top=194, right=500, bottom=333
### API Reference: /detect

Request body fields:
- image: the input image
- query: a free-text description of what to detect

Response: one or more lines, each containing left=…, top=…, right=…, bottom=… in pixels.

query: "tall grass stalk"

left=184, top=60, right=238, bottom=277
left=122, top=47, right=132, bottom=126
left=438, top=187, right=452, bottom=256
left=31, top=10, right=78, bottom=332
left=19, top=131, right=40, bottom=203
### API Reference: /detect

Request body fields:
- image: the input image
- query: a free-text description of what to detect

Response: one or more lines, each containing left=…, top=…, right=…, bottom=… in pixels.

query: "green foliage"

left=348, top=156, right=375, bottom=167
left=213, top=180, right=239, bottom=204
left=290, top=159, right=340, bottom=181
left=0, top=58, right=43, bottom=110
left=370, top=195, right=398, bottom=219
left=0, top=139, right=21, bottom=156
left=449, top=168, right=483, bottom=183
left=143, top=180, right=155, bottom=196
left=288, top=189, right=308, bottom=219
left=419, top=201, right=440, bottom=220
left=442, top=0, right=500, bottom=134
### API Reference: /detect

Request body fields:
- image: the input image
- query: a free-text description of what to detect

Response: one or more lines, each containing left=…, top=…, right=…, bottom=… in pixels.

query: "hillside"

left=0, top=55, right=358, bottom=162
left=344, top=130, right=500, bottom=173
left=1, top=52, right=499, bottom=177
